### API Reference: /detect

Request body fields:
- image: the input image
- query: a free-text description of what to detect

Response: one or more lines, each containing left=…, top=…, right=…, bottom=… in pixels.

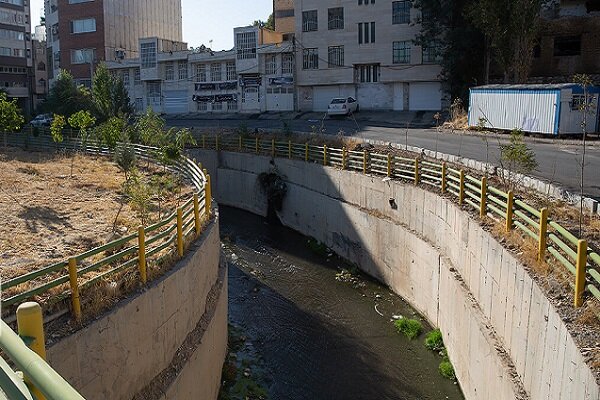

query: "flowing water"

left=220, top=206, right=464, bottom=400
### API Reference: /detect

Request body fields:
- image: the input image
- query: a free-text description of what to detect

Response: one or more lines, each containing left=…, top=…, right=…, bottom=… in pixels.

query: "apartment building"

left=293, top=0, right=443, bottom=112
left=531, top=0, right=600, bottom=81
left=107, top=26, right=295, bottom=115
left=274, top=0, right=295, bottom=37
left=45, top=0, right=183, bottom=86
left=32, top=25, right=48, bottom=109
left=0, top=0, right=32, bottom=111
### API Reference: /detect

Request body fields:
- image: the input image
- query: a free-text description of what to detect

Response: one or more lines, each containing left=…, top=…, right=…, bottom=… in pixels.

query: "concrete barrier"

left=194, top=149, right=599, bottom=400
left=46, top=218, right=227, bottom=400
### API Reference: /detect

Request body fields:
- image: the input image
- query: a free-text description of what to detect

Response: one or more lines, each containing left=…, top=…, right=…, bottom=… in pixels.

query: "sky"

left=30, top=0, right=273, bottom=50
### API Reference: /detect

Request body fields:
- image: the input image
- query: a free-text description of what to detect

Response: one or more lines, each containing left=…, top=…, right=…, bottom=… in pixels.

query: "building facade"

left=32, top=25, right=48, bottom=110
left=293, top=0, right=443, bottom=112
left=107, top=27, right=295, bottom=115
left=0, top=0, right=32, bottom=112
left=45, top=0, right=183, bottom=86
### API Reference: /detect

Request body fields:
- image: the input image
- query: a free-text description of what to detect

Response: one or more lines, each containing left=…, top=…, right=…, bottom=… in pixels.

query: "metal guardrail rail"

left=196, top=133, right=600, bottom=308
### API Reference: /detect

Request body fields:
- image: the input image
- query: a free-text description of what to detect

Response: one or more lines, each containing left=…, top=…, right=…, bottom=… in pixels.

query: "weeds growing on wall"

left=439, top=360, right=456, bottom=380
left=394, top=318, right=423, bottom=340
left=424, top=329, right=444, bottom=352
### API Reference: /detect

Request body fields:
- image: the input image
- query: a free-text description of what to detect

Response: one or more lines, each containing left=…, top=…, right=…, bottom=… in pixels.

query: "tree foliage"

left=500, top=129, right=538, bottom=190
left=92, top=63, right=133, bottom=122
left=253, top=13, right=274, bottom=30
left=134, top=107, right=166, bottom=146
left=43, top=70, right=92, bottom=117
left=68, top=110, right=96, bottom=144
left=0, top=92, right=24, bottom=147
left=95, top=116, right=127, bottom=149
left=50, top=114, right=66, bottom=143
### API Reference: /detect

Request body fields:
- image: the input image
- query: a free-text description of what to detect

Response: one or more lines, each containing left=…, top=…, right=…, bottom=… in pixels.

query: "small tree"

left=95, top=116, right=126, bottom=150
left=134, top=107, right=165, bottom=147
left=92, top=63, right=133, bottom=122
left=50, top=114, right=66, bottom=143
left=67, top=110, right=96, bottom=176
left=499, top=129, right=538, bottom=191
left=43, top=69, right=92, bottom=117
left=0, top=92, right=24, bottom=147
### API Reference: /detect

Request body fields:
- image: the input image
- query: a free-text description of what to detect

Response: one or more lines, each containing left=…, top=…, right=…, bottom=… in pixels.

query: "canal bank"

left=220, top=206, right=463, bottom=400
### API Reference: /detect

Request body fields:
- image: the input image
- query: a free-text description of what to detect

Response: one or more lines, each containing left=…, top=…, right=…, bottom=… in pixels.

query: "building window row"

left=0, top=47, right=24, bottom=57
left=0, top=28, right=24, bottom=41
left=0, top=66, right=26, bottom=74
left=70, top=18, right=96, bottom=34
left=71, top=48, right=95, bottom=64
left=358, top=0, right=375, bottom=4
left=68, top=0, right=94, bottom=3
left=356, top=64, right=379, bottom=83
left=358, top=22, right=376, bottom=44
left=0, top=9, right=27, bottom=26
left=0, top=0, right=24, bottom=5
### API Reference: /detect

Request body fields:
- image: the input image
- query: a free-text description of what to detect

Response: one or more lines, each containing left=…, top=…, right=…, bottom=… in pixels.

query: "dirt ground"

left=0, top=147, right=191, bottom=281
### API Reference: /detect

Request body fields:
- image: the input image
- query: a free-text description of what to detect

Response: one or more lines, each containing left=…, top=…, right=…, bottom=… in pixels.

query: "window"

left=211, top=63, right=222, bottom=81
left=265, top=55, right=277, bottom=75
left=570, top=94, right=595, bottom=111
left=196, top=64, right=207, bottom=82
left=68, top=0, right=94, bottom=3
left=236, top=31, right=257, bottom=59
left=165, top=62, right=174, bottom=80
left=358, top=0, right=375, bottom=4
left=198, top=101, right=208, bottom=111
left=422, top=41, right=441, bottom=64
left=122, top=71, right=129, bottom=87
left=358, top=22, right=375, bottom=44
left=356, top=64, right=379, bottom=83
left=140, top=42, right=157, bottom=69
left=302, top=48, right=319, bottom=69
left=282, top=53, right=293, bottom=74
left=0, top=47, right=11, bottom=57
left=302, top=10, right=318, bottom=32
left=554, top=36, right=581, bottom=56
left=71, top=48, right=95, bottom=64
left=393, top=41, right=411, bottom=64
left=227, top=100, right=237, bottom=111
left=146, top=82, right=161, bottom=105
left=0, top=29, right=24, bottom=41
left=328, top=8, right=344, bottom=30
left=178, top=62, right=188, bottom=80
left=212, top=102, right=223, bottom=111
left=135, top=98, right=143, bottom=112
left=70, top=18, right=96, bottom=33
left=328, top=46, right=344, bottom=68
left=392, top=1, right=411, bottom=24
left=226, top=62, right=236, bottom=80
left=134, top=68, right=141, bottom=84
left=0, top=0, right=23, bottom=5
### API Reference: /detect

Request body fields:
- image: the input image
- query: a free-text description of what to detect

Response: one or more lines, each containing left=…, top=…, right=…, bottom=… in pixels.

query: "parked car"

left=29, top=113, right=53, bottom=127
left=327, top=97, right=359, bottom=116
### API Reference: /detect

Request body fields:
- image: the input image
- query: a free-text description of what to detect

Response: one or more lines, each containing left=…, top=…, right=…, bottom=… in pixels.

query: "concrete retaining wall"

left=194, top=149, right=599, bottom=400
left=47, top=218, right=227, bottom=400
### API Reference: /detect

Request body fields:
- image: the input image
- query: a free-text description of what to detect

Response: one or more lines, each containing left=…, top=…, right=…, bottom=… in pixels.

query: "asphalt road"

left=167, top=117, right=600, bottom=200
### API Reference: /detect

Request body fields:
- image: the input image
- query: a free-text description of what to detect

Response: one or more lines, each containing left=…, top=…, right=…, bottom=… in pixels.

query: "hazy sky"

left=30, top=0, right=273, bottom=50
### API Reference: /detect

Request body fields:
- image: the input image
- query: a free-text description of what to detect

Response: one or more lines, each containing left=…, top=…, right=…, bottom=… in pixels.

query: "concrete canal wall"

left=194, top=149, right=599, bottom=400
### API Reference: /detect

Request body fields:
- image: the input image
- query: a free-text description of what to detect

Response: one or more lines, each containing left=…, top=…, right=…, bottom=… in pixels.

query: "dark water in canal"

left=220, top=206, right=464, bottom=400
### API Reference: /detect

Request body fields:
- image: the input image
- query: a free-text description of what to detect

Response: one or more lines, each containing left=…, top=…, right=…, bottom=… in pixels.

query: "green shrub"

left=424, top=329, right=444, bottom=351
left=394, top=318, right=423, bottom=340
left=439, top=360, right=456, bottom=380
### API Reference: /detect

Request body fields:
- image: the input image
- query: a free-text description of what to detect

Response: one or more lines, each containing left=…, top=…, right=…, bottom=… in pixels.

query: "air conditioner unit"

left=115, top=49, right=125, bottom=60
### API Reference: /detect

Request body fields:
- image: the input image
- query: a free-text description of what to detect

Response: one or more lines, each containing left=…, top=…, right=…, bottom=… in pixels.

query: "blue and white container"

left=468, top=84, right=600, bottom=135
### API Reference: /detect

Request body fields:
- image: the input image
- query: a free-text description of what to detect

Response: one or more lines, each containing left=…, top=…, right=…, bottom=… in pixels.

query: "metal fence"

left=3, top=134, right=212, bottom=321
left=199, top=134, right=600, bottom=308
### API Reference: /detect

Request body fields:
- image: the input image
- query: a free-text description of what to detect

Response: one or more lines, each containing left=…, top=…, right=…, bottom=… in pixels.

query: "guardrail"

left=3, top=134, right=212, bottom=321
left=199, top=134, right=600, bottom=308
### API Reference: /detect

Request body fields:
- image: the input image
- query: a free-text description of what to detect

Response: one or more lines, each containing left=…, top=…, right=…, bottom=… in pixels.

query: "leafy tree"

left=0, top=92, right=24, bottom=147
left=95, top=116, right=127, bottom=150
left=134, top=107, right=166, bottom=146
left=114, top=131, right=137, bottom=180
left=68, top=110, right=96, bottom=176
left=253, top=13, right=274, bottom=30
left=92, top=63, right=133, bottom=122
left=50, top=114, right=66, bottom=143
left=499, top=129, right=538, bottom=190
left=43, top=70, right=92, bottom=117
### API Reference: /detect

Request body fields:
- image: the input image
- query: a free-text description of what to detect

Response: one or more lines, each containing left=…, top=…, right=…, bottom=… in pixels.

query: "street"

left=167, top=116, right=600, bottom=200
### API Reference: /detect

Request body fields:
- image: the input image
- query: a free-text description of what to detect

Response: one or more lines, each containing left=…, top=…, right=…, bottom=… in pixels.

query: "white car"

left=29, top=113, right=53, bottom=127
left=327, top=97, right=359, bottom=116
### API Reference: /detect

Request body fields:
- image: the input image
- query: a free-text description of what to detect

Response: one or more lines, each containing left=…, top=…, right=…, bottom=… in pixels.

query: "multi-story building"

left=293, top=0, right=443, bottom=112
left=45, top=0, right=183, bottom=87
left=32, top=24, right=48, bottom=110
left=107, top=26, right=295, bottom=115
left=274, top=0, right=295, bottom=38
left=0, top=0, right=32, bottom=112
left=531, top=0, right=600, bottom=82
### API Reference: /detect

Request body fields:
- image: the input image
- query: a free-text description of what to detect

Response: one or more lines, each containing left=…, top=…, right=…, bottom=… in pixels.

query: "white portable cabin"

left=468, top=84, right=600, bottom=135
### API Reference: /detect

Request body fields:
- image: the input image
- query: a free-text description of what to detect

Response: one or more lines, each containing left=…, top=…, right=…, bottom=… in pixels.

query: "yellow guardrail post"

left=176, top=207, right=184, bottom=257
left=16, top=302, right=47, bottom=400
left=204, top=170, right=212, bottom=219
left=138, top=226, right=147, bottom=285
left=202, top=134, right=206, bottom=149
left=305, top=143, right=309, bottom=161
left=414, top=158, right=420, bottom=185
left=480, top=176, right=487, bottom=218
left=538, top=208, right=548, bottom=262
left=342, top=147, right=347, bottom=170
left=323, top=145, right=328, bottom=166
left=194, top=193, right=201, bottom=236
left=575, top=239, right=588, bottom=307
left=215, top=135, right=220, bottom=151
left=272, top=138, right=275, bottom=157
left=288, top=140, right=292, bottom=159
left=239, top=135, right=242, bottom=151
left=256, top=137, right=259, bottom=154
left=68, top=257, right=81, bottom=321
left=459, top=170, right=465, bottom=205
left=506, top=191, right=514, bottom=233
left=441, top=162, right=447, bottom=193
left=387, top=154, right=392, bottom=177
left=363, top=150, right=367, bottom=174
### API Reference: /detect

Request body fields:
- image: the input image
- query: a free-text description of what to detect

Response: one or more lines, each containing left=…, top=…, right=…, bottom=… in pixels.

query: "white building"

left=293, top=0, right=444, bottom=112
left=107, top=26, right=295, bottom=115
